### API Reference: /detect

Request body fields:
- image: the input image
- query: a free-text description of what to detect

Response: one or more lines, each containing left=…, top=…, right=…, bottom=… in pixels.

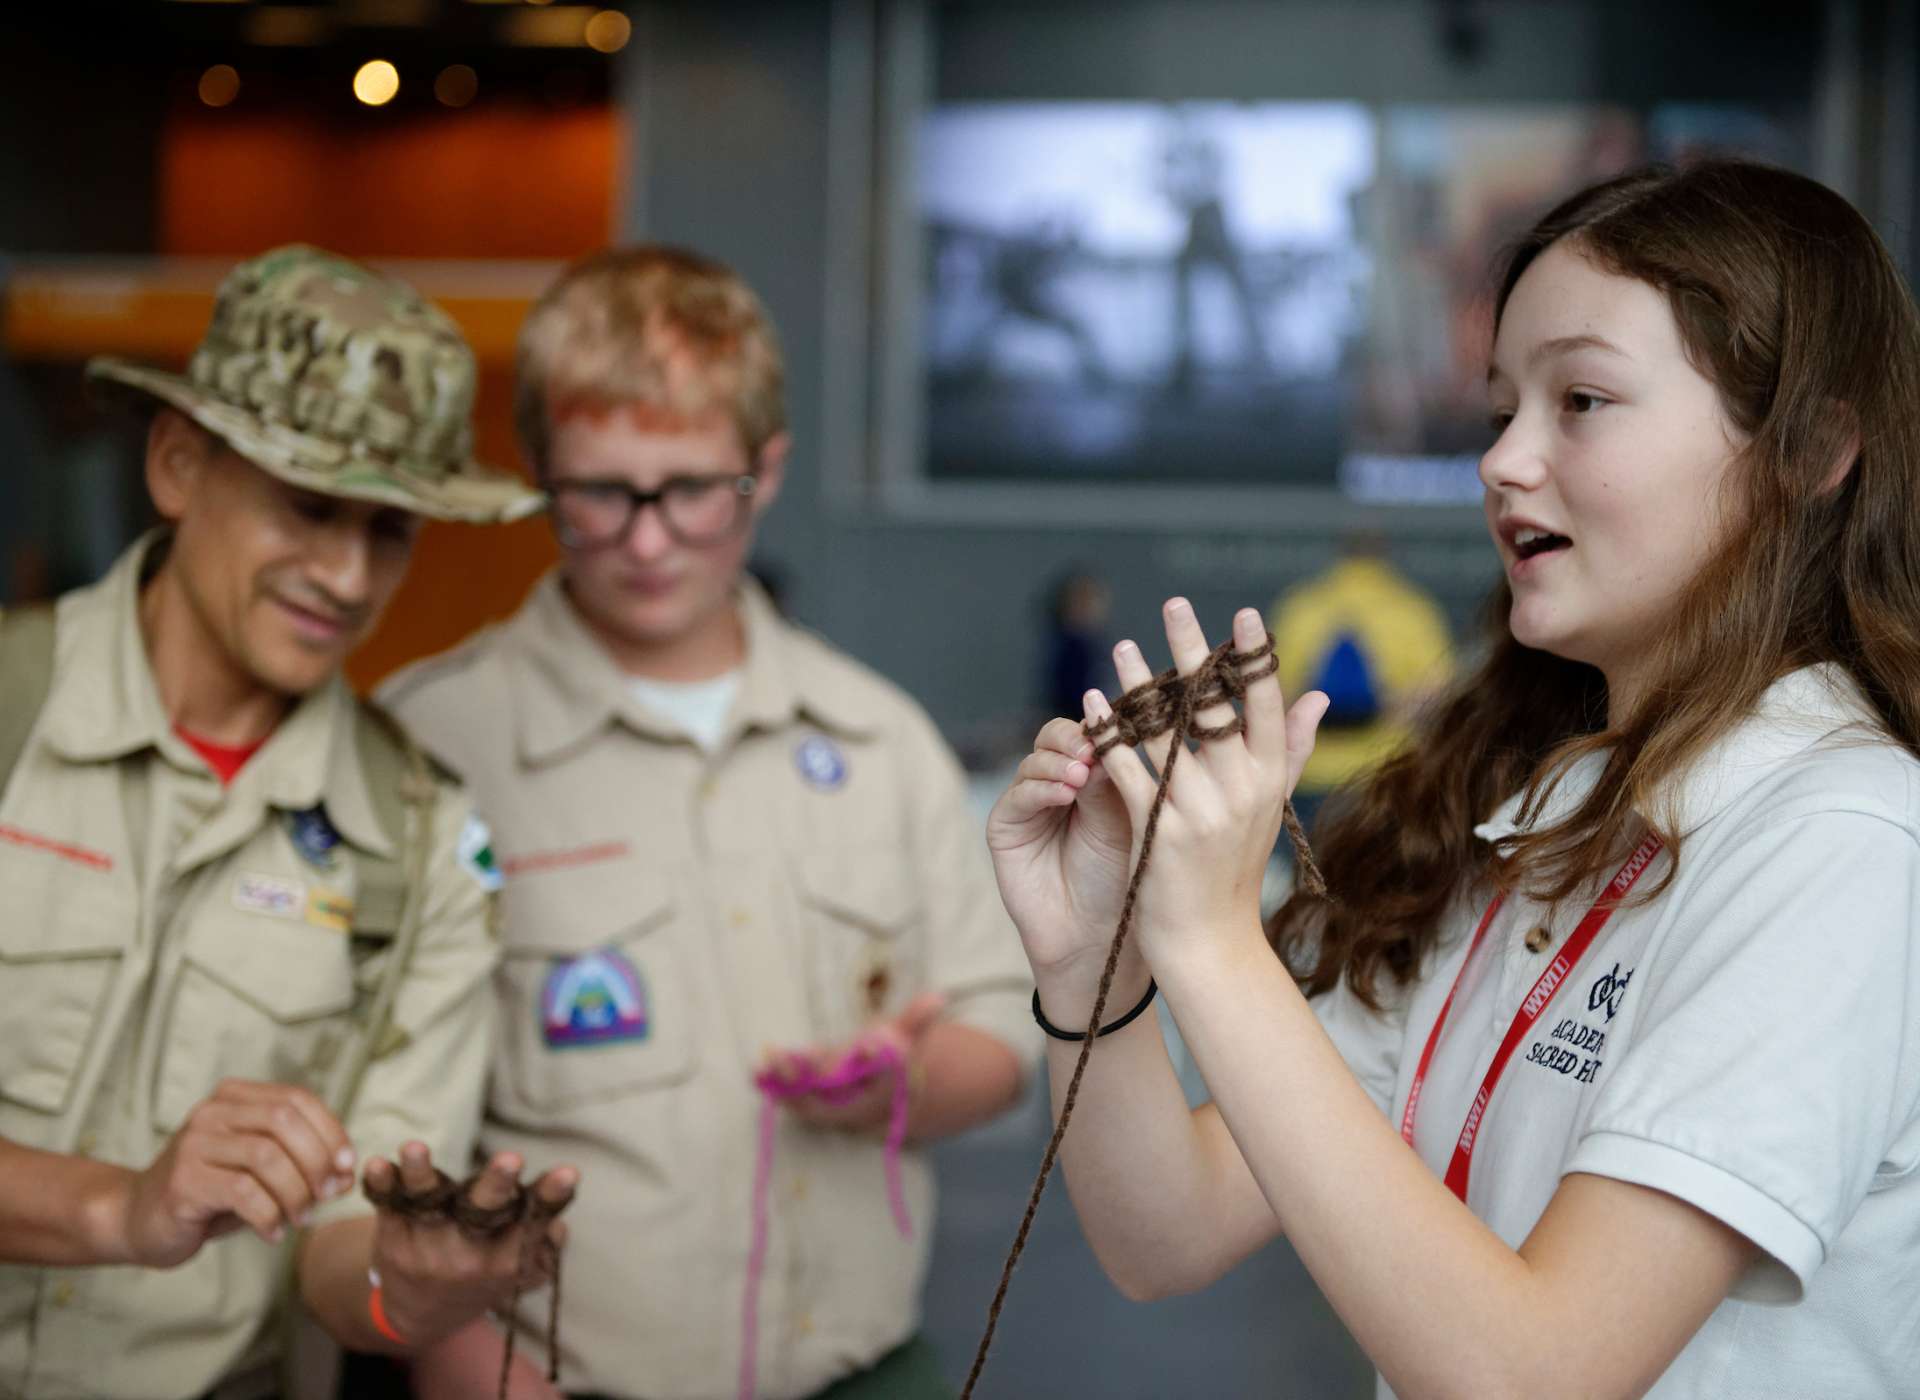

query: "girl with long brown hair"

left=986, top=159, right=1920, bottom=1398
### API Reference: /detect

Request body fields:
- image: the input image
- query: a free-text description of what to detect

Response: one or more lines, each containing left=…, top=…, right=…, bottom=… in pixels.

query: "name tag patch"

left=233, top=872, right=303, bottom=919
left=542, top=948, right=650, bottom=1049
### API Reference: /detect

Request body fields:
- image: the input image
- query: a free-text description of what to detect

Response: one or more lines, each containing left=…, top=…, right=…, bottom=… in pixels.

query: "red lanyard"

left=1399, top=832, right=1664, bottom=1201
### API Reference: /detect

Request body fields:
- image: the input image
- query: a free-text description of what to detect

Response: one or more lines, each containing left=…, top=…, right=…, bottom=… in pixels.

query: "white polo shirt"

left=1315, top=665, right=1920, bottom=1399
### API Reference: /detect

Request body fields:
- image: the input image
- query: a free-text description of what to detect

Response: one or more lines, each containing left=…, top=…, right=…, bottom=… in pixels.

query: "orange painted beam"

left=2, top=258, right=559, bottom=365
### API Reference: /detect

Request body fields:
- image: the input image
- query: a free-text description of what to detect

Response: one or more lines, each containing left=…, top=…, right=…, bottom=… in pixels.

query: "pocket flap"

left=181, top=913, right=358, bottom=1022
left=796, top=847, right=917, bottom=937
left=497, top=857, right=676, bottom=955
left=0, top=850, right=131, bottom=960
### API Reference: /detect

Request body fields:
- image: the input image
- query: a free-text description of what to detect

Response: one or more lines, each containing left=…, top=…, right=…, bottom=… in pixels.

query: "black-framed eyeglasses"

left=546, top=473, right=759, bottom=549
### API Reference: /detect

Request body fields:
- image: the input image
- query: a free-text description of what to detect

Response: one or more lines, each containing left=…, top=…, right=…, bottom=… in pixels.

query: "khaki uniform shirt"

left=0, top=537, right=499, bottom=1400
left=379, top=573, right=1038, bottom=1400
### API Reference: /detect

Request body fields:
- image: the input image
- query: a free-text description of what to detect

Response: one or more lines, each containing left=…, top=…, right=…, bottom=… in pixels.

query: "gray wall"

left=619, top=0, right=1867, bottom=751
left=0, top=19, right=167, bottom=601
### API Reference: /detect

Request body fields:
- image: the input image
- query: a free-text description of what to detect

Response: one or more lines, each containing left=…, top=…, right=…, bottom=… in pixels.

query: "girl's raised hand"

left=1086, top=598, right=1327, bottom=968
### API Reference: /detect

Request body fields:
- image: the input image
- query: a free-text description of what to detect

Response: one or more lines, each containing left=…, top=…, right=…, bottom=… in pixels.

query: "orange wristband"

left=366, top=1268, right=407, bottom=1347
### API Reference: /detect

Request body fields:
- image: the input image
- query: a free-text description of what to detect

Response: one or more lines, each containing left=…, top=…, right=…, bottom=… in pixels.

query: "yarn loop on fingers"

left=959, top=630, right=1327, bottom=1398
left=363, top=1166, right=569, bottom=1398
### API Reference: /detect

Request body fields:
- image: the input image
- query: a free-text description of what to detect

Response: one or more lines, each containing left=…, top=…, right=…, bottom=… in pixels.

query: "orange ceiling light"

left=197, top=64, right=241, bottom=107
left=584, top=9, right=630, bottom=53
left=352, top=58, right=401, bottom=106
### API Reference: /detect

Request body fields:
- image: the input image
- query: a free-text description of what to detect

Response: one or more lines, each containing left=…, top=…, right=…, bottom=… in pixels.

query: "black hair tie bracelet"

left=1032, top=978, right=1158, bottom=1041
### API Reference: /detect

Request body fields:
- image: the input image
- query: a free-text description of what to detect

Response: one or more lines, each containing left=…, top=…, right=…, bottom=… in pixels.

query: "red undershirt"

left=175, top=726, right=269, bottom=786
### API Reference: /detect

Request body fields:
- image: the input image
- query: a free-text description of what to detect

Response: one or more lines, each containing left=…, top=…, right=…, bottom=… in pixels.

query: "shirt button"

left=699, top=777, right=719, bottom=799
left=50, top=1281, right=75, bottom=1308
left=789, top=1174, right=809, bottom=1202
left=794, top=1310, right=814, bottom=1337
left=74, top=1133, right=98, bottom=1156
left=729, top=908, right=752, bottom=929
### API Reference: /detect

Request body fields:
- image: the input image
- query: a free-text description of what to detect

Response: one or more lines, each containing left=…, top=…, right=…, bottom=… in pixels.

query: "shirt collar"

left=509, top=570, right=882, bottom=766
left=730, top=578, right=884, bottom=740
left=264, top=678, right=396, bottom=857
left=42, top=530, right=392, bottom=857
left=41, top=530, right=177, bottom=765
left=1474, top=663, right=1879, bottom=845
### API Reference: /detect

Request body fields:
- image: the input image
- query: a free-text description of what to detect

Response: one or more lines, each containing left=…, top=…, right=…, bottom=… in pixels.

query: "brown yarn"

left=363, top=1167, right=461, bottom=1220
left=1081, top=637, right=1326, bottom=897
left=497, top=1190, right=566, bottom=1399
left=958, top=635, right=1325, bottom=1398
left=363, top=1168, right=569, bottom=1399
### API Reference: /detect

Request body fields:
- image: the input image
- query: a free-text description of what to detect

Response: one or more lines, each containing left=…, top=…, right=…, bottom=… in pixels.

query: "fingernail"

left=335, top=1148, right=356, bottom=1171
left=1167, top=597, right=1191, bottom=616
left=1116, top=640, right=1139, bottom=657
left=268, top=1225, right=285, bottom=1244
left=1067, top=761, right=1089, bottom=782
left=296, top=1210, right=312, bottom=1230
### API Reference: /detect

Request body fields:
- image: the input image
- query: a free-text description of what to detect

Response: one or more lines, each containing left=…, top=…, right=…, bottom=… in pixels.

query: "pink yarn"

left=737, top=1039, right=914, bottom=1400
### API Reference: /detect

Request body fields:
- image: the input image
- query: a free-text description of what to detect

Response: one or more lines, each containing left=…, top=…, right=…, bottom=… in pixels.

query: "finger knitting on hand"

left=1082, top=636, right=1325, bottom=896
left=363, top=1168, right=570, bottom=1399
left=960, top=632, right=1326, bottom=1398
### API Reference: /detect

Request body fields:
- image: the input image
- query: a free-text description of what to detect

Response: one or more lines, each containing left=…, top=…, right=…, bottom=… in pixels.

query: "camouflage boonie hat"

left=87, top=244, right=543, bottom=523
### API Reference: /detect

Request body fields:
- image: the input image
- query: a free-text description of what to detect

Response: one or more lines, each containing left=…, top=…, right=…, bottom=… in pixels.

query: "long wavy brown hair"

left=1271, top=159, right=1920, bottom=1009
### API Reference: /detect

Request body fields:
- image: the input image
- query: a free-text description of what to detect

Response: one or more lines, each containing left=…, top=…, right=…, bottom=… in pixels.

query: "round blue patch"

left=794, top=734, right=848, bottom=791
left=285, top=806, right=343, bottom=871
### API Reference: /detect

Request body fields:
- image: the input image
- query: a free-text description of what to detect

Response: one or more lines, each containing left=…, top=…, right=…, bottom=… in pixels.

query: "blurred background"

left=1, top=2, right=1913, bottom=1394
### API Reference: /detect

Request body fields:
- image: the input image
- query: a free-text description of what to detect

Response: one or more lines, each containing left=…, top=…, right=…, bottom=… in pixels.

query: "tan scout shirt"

left=380, top=572, right=1039, bottom=1400
left=0, top=537, right=499, bottom=1400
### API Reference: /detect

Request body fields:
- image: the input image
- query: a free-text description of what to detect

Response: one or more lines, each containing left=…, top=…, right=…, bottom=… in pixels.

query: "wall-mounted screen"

left=914, top=99, right=1806, bottom=503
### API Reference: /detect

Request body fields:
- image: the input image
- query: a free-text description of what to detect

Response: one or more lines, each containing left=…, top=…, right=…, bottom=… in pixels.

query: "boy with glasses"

left=379, top=246, right=1037, bottom=1400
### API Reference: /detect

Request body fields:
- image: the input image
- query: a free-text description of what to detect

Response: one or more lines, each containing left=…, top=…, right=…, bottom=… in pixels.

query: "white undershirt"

left=626, top=670, right=741, bottom=753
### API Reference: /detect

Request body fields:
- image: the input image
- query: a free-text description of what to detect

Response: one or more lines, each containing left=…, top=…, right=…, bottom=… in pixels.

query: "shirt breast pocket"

left=0, top=858, right=132, bottom=1115
left=491, top=871, right=699, bottom=1125
left=155, top=909, right=359, bottom=1130
left=797, top=845, right=924, bottom=1041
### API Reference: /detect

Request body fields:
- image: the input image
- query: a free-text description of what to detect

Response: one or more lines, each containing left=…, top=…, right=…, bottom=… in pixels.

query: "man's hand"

left=762, top=992, right=945, bottom=1135
left=364, top=1143, right=578, bottom=1349
left=117, top=1079, right=356, bottom=1267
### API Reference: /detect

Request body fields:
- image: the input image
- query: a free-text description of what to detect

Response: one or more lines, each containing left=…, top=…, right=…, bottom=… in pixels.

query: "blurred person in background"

left=379, top=245, right=1038, bottom=1400
left=1039, top=568, right=1112, bottom=728
left=1267, top=531, right=1454, bottom=834
left=0, top=247, right=573, bottom=1400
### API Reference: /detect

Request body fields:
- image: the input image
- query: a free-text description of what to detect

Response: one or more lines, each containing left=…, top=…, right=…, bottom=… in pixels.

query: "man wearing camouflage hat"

left=0, top=245, right=573, bottom=1400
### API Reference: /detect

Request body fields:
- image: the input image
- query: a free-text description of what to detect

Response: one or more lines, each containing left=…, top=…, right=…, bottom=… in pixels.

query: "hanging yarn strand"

left=362, top=1169, right=568, bottom=1400
left=498, top=1193, right=566, bottom=1399
left=958, top=635, right=1324, bottom=1399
